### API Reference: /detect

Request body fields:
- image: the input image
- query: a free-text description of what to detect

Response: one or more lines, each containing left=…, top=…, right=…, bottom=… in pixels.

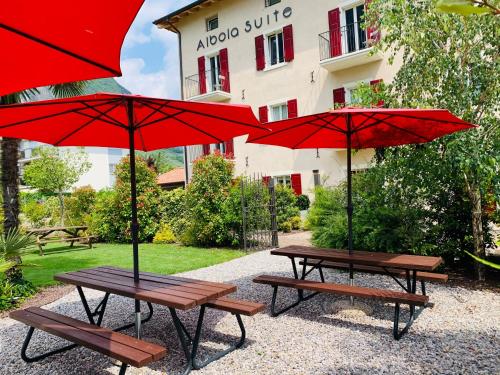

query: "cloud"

left=117, top=0, right=192, bottom=98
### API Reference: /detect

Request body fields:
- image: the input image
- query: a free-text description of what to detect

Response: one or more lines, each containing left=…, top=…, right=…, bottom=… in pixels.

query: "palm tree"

left=1, top=82, right=87, bottom=234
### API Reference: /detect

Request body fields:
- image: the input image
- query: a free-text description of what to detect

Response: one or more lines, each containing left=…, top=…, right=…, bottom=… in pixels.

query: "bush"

left=21, top=200, right=49, bottom=228
left=0, top=278, right=37, bottom=311
left=159, top=188, right=187, bottom=238
left=183, top=153, right=234, bottom=246
left=91, top=157, right=162, bottom=242
left=296, top=194, right=310, bottom=210
left=290, top=216, right=301, bottom=230
left=279, top=220, right=292, bottom=233
left=276, top=185, right=300, bottom=232
left=65, top=186, right=96, bottom=225
left=153, top=223, right=176, bottom=244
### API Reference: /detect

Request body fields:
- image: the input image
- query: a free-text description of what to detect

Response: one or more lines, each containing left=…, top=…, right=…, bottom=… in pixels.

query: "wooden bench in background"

left=27, top=226, right=96, bottom=256
left=299, top=259, right=448, bottom=295
left=10, top=307, right=166, bottom=374
left=254, top=274, right=428, bottom=340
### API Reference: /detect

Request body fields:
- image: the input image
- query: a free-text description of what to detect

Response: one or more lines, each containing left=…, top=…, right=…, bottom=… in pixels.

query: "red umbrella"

left=0, top=93, right=265, bottom=335
left=247, top=107, right=475, bottom=284
left=0, top=0, right=143, bottom=96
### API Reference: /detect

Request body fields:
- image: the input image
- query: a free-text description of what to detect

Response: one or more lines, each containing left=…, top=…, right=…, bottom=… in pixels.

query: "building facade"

left=155, top=0, right=401, bottom=196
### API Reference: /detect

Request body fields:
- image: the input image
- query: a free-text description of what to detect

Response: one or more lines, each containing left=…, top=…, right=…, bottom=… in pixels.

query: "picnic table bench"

left=10, top=307, right=166, bottom=375
left=27, top=226, right=96, bottom=256
left=10, top=266, right=264, bottom=374
left=254, top=245, right=445, bottom=339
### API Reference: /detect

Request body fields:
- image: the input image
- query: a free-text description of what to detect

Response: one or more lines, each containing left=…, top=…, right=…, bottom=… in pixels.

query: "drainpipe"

left=166, top=21, right=189, bottom=187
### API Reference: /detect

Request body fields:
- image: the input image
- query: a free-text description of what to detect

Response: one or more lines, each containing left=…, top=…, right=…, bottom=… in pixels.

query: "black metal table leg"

left=20, top=326, right=78, bottom=363
left=290, top=257, right=304, bottom=300
left=169, top=308, right=193, bottom=375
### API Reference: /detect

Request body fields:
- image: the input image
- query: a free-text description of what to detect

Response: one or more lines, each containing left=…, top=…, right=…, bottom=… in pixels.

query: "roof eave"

left=154, top=0, right=219, bottom=30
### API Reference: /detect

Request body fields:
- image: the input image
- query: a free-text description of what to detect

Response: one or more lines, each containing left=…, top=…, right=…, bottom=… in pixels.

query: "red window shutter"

left=290, top=174, right=302, bottom=195
left=259, top=106, right=268, bottom=123
left=262, top=176, right=271, bottom=186
left=333, top=87, right=346, bottom=106
left=224, top=138, right=234, bottom=157
left=255, top=35, right=265, bottom=71
left=219, top=48, right=230, bottom=92
left=328, top=9, right=342, bottom=57
left=287, top=99, right=298, bottom=119
left=198, top=56, right=207, bottom=94
left=365, top=0, right=380, bottom=44
left=370, top=79, right=384, bottom=107
left=202, top=144, right=210, bottom=155
left=283, top=24, right=294, bottom=62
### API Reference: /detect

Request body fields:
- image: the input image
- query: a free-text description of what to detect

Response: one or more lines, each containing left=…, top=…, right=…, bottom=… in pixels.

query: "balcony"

left=184, top=70, right=231, bottom=102
left=318, top=22, right=382, bottom=72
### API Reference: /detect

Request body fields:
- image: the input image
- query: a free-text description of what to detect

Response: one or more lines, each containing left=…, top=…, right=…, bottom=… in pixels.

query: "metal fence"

left=319, top=22, right=368, bottom=61
left=240, top=174, right=278, bottom=252
left=184, top=70, right=227, bottom=99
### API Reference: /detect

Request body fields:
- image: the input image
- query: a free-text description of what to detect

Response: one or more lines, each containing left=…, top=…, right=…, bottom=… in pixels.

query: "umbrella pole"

left=346, top=115, right=354, bottom=304
left=127, top=99, right=141, bottom=338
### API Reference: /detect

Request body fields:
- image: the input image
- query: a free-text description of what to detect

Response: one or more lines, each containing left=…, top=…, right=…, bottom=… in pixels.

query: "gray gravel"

left=1, top=250, right=499, bottom=375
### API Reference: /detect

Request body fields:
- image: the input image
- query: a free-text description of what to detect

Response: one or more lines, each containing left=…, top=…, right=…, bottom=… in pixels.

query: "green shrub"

left=296, top=194, right=310, bottom=210
left=65, top=186, right=96, bottom=225
left=279, top=220, right=292, bottom=233
left=0, top=278, right=37, bottom=311
left=183, top=153, right=233, bottom=246
left=91, top=157, right=162, bottom=243
left=153, top=223, right=176, bottom=244
left=159, top=188, right=187, bottom=238
left=21, top=200, right=49, bottom=228
left=290, top=216, right=302, bottom=230
left=276, top=185, right=300, bottom=231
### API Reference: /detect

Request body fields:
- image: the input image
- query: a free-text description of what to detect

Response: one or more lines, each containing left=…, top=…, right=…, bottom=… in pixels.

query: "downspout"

left=166, top=21, right=189, bottom=187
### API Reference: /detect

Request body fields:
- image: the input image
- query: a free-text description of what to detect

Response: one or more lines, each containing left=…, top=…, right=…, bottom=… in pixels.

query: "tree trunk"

left=2, top=138, right=20, bottom=232
left=58, top=191, right=65, bottom=226
left=1, top=137, right=22, bottom=282
left=468, top=184, right=486, bottom=281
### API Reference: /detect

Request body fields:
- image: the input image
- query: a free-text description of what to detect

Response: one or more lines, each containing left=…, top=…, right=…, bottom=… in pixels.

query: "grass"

left=22, top=243, right=245, bottom=287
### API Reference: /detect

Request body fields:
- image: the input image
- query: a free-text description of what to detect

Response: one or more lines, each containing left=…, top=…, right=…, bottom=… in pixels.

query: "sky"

left=116, top=0, right=193, bottom=99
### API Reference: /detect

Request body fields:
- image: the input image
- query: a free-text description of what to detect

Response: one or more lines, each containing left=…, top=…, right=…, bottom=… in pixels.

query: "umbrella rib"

left=79, top=101, right=127, bottom=129
left=135, top=100, right=189, bottom=129
left=171, top=116, right=224, bottom=144
left=291, top=114, right=344, bottom=148
left=0, top=23, right=121, bottom=76
left=137, top=126, right=147, bottom=151
left=53, top=101, right=123, bottom=146
left=0, top=100, right=118, bottom=130
left=352, top=114, right=394, bottom=133
left=139, top=97, right=265, bottom=130
left=382, top=112, right=472, bottom=126
left=0, top=97, right=122, bottom=109
left=134, top=101, right=175, bottom=128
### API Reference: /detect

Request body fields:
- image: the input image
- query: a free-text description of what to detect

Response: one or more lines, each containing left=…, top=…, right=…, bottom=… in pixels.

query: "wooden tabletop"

left=27, top=226, right=87, bottom=234
left=272, top=246, right=443, bottom=272
left=54, top=266, right=236, bottom=310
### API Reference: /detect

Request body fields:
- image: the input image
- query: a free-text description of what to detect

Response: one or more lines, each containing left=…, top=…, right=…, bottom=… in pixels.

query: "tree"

left=23, top=147, right=91, bottom=225
left=436, top=0, right=500, bottom=16
left=1, top=82, right=86, bottom=234
left=366, top=0, right=499, bottom=279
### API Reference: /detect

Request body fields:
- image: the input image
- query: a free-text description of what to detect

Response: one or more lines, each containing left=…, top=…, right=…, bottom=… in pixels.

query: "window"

left=109, top=163, right=117, bottom=185
left=206, top=15, right=218, bottom=31
left=207, top=53, right=221, bottom=92
left=274, top=175, right=291, bottom=187
left=265, top=0, right=281, bottom=6
left=269, top=103, right=288, bottom=122
left=344, top=4, right=366, bottom=53
left=267, top=30, right=285, bottom=66
left=313, top=170, right=321, bottom=187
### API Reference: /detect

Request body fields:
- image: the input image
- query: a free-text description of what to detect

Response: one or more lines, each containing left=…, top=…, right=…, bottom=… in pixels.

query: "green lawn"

left=23, top=243, right=245, bottom=287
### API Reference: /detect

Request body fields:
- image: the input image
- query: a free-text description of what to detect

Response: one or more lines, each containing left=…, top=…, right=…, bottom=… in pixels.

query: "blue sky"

left=116, top=0, right=193, bottom=99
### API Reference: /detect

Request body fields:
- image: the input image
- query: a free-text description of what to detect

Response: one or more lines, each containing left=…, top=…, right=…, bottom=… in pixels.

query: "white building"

left=155, top=0, right=402, bottom=197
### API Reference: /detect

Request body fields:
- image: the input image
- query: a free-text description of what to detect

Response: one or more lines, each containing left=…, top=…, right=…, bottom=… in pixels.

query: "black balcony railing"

left=319, top=22, right=369, bottom=61
left=184, top=69, right=229, bottom=99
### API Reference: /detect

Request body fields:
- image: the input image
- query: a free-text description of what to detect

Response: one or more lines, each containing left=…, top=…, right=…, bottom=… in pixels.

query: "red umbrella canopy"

left=0, top=0, right=144, bottom=96
left=0, top=93, right=264, bottom=150
left=247, top=107, right=475, bottom=149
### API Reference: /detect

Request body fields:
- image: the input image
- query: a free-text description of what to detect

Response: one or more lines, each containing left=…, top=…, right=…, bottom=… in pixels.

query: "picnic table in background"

left=254, top=245, right=448, bottom=339
left=27, top=225, right=95, bottom=256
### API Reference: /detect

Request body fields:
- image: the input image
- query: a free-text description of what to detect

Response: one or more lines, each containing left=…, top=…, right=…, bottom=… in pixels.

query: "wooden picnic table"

left=53, top=266, right=260, bottom=373
left=27, top=225, right=94, bottom=255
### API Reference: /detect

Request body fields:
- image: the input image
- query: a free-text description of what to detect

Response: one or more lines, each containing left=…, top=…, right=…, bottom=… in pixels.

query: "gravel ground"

left=1, top=250, right=499, bottom=375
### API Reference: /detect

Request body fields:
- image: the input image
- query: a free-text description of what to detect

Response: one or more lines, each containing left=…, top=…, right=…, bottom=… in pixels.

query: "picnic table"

left=254, top=245, right=447, bottom=339
left=10, top=266, right=264, bottom=374
left=27, top=225, right=95, bottom=255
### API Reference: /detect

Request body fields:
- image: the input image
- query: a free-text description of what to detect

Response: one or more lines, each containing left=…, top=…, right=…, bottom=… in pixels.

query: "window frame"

left=274, top=175, right=291, bottom=188
left=205, top=52, right=222, bottom=92
left=268, top=102, right=289, bottom=122
left=206, top=15, right=219, bottom=32
left=265, top=28, right=286, bottom=68
left=340, top=1, right=367, bottom=54
left=265, top=0, right=281, bottom=7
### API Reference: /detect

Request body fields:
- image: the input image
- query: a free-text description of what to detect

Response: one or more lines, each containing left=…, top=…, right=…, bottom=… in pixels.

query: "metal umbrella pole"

left=126, top=99, right=142, bottom=338
left=346, top=114, right=354, bottom=304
